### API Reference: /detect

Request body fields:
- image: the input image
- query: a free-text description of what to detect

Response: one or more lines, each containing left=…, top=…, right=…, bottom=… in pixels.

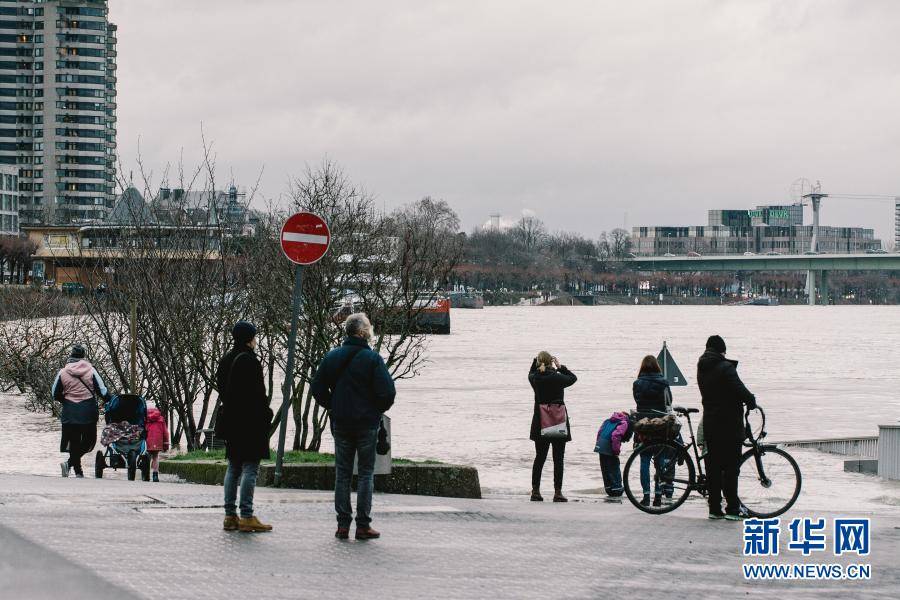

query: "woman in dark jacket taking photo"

left=529, top=351, right=577, bottom=502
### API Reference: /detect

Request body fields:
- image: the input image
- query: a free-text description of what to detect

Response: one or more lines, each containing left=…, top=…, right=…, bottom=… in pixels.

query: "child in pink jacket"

left=593, top=411, right=632, bottom=497
left=145, top=407, right=170, bottom=482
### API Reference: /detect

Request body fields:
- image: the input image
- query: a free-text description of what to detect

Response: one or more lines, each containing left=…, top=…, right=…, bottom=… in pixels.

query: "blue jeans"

left=332, top=421, right=379, bottom=529
left=639, top=445, right=677, bottom=498
left=598, top=454, right=623, bottom=496
left=224, top=459, right=260, bottom=518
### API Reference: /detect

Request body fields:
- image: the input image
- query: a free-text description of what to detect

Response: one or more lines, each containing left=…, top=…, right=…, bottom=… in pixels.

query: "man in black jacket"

left=217, top=321, right=273, bottom=533
left=697, top=335, right=756, bottom=521
left=312, top=312, right=395, bottom=541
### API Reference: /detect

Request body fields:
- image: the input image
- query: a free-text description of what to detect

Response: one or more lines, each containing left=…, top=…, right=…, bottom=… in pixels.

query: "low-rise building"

left=24, top=187, right=226, bottom=286
left=632, top=204, right=881, bottom=256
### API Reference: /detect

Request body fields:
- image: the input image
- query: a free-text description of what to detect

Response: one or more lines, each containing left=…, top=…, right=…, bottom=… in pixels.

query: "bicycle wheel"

left=738, top=446, right=802, bottom=518
left=623, top=441, right=695, bottom=515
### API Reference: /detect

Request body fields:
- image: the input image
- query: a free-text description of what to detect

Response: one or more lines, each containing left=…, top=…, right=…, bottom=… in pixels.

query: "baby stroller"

left=95, top=393, right=151, bottom=481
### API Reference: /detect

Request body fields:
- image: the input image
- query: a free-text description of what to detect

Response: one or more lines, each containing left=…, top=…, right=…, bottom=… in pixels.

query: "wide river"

left=2, top=306, right=899, bottom=494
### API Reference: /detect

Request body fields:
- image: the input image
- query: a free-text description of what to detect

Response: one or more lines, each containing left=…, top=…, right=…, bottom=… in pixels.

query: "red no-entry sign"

left=280, top=212, right=330, bottom=265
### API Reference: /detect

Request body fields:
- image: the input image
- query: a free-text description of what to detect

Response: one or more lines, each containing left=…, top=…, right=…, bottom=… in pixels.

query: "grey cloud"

left=111, top=0, right=900, bottom=241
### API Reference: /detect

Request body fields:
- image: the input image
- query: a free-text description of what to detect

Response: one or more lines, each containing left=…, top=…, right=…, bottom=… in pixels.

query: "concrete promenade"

left=1, top=473, right=898, bottom=599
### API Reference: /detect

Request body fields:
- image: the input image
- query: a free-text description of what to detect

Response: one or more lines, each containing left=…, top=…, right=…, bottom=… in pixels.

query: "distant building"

left=1, top=1, right=118, bottom=225
left=895, top=197, right=899, bottom=250
left=632, top=204, right=881, bottom=256
left=0, top=164, right=18, bottom=234
left=23, top=186, right=250, bottom=286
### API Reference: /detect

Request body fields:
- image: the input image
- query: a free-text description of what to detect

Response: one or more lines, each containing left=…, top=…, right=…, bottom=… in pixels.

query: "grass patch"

left=168, top=448, right=436, bottom=465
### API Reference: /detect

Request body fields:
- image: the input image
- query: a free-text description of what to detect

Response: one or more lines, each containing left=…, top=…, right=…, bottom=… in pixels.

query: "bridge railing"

left=775, top=436, right=879, bottom=459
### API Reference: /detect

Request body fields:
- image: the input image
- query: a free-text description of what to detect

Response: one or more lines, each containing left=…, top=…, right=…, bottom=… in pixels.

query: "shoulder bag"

left=539, top=402, right=569, bottom=439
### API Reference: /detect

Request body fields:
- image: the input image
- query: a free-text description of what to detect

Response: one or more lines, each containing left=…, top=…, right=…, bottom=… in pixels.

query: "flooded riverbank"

left=3, top=305, right=899, bottom=494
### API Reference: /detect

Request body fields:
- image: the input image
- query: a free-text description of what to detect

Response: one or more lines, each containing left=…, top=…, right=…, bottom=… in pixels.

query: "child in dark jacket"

left=594, top=411, right=632, bottom=497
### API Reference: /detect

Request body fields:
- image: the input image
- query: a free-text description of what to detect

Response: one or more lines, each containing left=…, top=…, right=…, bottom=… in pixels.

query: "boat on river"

left=449, top=291, right=484, bottom=309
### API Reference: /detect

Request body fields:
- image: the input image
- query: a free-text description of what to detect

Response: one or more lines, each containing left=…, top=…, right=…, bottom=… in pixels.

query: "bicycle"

left=622, top=405, right=802, bottom=517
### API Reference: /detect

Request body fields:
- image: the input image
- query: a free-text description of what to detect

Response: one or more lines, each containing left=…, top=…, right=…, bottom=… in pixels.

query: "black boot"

left=152, top=472, right=159, bottom=482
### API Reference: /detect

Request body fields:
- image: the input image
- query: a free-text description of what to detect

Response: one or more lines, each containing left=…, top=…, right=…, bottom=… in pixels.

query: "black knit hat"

left=232, top=321, right=257, bottom=345
left=70, top=344, right=86, bottom=359
left=706, top=335, right=726, bottom=354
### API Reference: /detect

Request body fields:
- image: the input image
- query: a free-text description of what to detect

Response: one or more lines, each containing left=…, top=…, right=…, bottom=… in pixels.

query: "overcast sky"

left=110, top=1, right=900, bottom=242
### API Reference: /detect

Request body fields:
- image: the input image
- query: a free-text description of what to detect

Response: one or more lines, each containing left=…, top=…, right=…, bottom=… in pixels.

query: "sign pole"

left=662, top=340, right=668, bottom=380
left=274, top=263, right=304, bottom=487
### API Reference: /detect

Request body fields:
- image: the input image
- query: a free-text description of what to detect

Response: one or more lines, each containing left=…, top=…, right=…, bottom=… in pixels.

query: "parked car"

left=687, top=251, right=702, bottom=257
left=865, top=249, right=888, bottom=254
left=743, top=251, right=756, bottom=256
left=804, top=250, right=819, bottom=255
left=765, top=251, right=781, bottom=256
left=663, top=252, right=676, bottom=257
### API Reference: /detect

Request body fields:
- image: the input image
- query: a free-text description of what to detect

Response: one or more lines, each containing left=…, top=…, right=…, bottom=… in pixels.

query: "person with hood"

left=216, top=321, right=273, bottom=533
left=145, top=406, right=169, bottom=482
left=697, top=335, right=756, bottom=521
left=528, top=351, right=577, bottom=502
left=632, top=355, right=674, bottom=507
left=51, top=343, right=109, bottom=478
left=312, top=313, right=396, bottom=541
left=593, top=411, right=631, bottom=497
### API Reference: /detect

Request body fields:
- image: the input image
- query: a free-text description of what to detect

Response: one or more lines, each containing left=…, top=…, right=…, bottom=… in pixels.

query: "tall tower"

left=0, top=0, right=117, bottom=225
left=895, top=196, right=900, bottom=251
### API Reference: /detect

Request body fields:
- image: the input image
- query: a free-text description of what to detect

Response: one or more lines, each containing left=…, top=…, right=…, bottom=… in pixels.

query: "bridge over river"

left=624, top=253, right=900, bottom=305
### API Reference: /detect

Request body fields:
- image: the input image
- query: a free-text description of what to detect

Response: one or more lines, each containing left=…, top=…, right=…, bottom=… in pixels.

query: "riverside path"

left=1, top=468, right=899, bottom=599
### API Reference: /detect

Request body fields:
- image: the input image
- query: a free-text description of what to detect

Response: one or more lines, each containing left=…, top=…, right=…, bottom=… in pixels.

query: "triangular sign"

left=657, top=341, right=688, bottom=386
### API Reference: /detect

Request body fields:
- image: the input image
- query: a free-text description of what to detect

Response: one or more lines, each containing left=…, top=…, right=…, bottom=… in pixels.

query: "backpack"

left=594, top=418, right=617, bottom=454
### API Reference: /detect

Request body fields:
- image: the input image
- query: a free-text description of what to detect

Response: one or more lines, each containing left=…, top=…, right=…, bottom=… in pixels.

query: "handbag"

left=213, top=352, right=249, bottom=440
left=539, top=403, right=569, bottom=438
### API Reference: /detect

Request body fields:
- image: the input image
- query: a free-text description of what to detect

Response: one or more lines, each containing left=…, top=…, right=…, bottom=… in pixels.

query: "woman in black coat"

left=528, top=351, right=577, bottom=502
left=216, top=321, right=274, bottom=533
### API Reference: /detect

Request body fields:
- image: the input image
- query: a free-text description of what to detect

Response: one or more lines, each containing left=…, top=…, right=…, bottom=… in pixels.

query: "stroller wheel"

left=126, top=450, right=137, bottom=481
left=94, top=451, right=105, bottom=479
left=139, top=455, right=151, bottom=482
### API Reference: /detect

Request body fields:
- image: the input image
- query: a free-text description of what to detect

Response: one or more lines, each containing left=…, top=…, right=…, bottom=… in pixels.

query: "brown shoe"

left=238, top=516, right=273, bottom=533
left=223, top=516, right=239, bottom=531
left=335, top=527, right=350, bottom=540
left=530, top=489, right=544, bottom=502
left=355, top=527, right=381, bottom=540
left=553, top=491, right=568, bottom=503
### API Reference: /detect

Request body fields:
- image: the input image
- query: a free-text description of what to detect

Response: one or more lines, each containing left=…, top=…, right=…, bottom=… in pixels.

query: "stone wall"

left=160, top=460, right=481, bottom=499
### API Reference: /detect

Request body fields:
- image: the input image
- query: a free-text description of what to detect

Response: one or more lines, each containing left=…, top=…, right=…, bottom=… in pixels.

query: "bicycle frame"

left=743, top=407, right=773, bottom=488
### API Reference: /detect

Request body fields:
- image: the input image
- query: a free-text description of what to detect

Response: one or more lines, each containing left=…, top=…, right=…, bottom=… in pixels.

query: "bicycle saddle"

left=673, top=406, right=699, bottom=415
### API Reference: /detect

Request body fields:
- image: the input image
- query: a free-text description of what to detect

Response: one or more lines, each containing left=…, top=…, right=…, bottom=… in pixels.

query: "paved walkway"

left=0, top=473, right=898, bottom=599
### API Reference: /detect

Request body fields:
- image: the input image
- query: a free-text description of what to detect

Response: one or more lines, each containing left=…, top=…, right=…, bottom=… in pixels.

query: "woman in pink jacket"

left=145, top=407, right=169, bottom=482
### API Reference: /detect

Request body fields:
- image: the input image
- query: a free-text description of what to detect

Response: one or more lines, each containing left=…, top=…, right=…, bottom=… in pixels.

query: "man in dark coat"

left=697, top=335, right=756, bottom=521
left=312, top=312, right=395, bottom=541
left=217, top=321, right=273, bottom=533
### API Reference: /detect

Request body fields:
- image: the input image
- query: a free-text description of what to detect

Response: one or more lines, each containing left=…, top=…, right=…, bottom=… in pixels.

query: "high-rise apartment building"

left=0, top=0, right=116, bottom=225
left=0, top=163, right=17, bottom=233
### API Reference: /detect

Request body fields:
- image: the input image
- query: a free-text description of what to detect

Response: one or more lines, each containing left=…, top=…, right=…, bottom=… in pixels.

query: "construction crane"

left=789, top=178, right=897, bottom=304
left=790, top=178, right=896, bottom=253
